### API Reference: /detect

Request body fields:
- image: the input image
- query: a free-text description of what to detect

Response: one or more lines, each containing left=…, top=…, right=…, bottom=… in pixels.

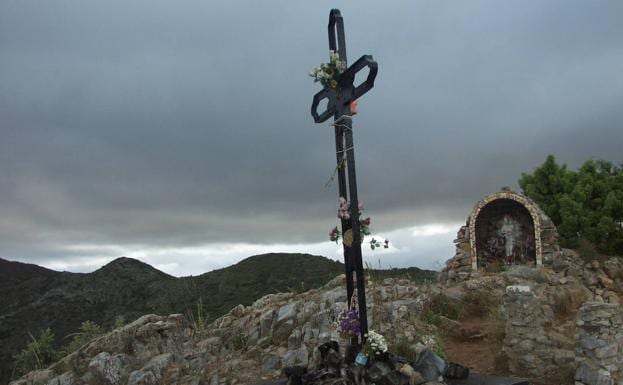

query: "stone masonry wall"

left=575, top=302, right=623, bottom=385
left=501, top=285, right=575, bottom=379
left=538, top=212, right=561, bottom=266
left=438, top=226, right=474, bottom=283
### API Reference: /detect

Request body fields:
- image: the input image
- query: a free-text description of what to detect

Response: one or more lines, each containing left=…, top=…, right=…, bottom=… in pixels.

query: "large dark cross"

left=311, top=9, right=377, bottom=342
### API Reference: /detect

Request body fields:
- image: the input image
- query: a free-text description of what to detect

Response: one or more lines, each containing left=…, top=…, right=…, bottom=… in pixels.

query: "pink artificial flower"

left=338, top=197, right=351, bottom=219
left=350, top=100, right=358, bottom=115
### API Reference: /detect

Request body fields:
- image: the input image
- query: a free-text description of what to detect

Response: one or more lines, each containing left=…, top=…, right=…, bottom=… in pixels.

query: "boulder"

left=45, top=372, right=78, bottom=385
left=261, top=354, right=281, bottom=373
left=126, top=371, right=157, bottom=385
left=141, top=353, right=174, bottom=381
left=411, top=345, right=447, bottom=382
left=260, top=310, right=274, bottom=337
left=88, top=352, right=122, bottom=385
left=277, top=303, right=298, bottom=324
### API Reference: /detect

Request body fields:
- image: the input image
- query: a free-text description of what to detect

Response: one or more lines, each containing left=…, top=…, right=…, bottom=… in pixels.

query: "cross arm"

left=311, top=87, right=336, bottom=123
left=339, top=55, right=378, bottom=100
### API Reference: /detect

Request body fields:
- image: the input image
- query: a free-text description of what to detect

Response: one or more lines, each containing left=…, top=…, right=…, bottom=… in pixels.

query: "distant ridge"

left=93, top=256, right=174, bottom=279
left=0, top=257, right=58, bottom=286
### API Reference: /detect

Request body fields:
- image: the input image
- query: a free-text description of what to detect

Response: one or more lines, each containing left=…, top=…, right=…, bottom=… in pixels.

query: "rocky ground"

left=10, top=249, right=623, bottom=385
left=9, top=274, right=443, bottom=385
left=1, top=254, right=436, bottom=385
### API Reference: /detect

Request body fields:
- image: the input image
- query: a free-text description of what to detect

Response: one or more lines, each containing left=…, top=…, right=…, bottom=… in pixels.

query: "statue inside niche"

left=498, top=214, right=521, bottom=258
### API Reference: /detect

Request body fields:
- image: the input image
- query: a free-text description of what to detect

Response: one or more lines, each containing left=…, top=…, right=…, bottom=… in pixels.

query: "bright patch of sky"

left=39, top=223, right=460, bottom=276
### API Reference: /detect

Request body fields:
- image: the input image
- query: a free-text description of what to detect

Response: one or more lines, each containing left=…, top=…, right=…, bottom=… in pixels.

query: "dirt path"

left=443, top=317, right=504, bottom=375
left=443, top=317, right=553, bottom=385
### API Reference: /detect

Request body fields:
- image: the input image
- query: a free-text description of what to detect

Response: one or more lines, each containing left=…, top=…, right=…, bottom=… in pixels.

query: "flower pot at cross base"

left=355, top=352, right=369, bottom=366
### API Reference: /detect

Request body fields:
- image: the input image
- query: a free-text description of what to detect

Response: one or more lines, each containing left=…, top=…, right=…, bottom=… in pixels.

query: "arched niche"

left=468, top=191, right=543, bottom=270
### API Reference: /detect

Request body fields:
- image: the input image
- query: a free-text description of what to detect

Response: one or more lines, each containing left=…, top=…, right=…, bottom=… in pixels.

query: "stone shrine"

left=441, top=187, right=560, bottom=281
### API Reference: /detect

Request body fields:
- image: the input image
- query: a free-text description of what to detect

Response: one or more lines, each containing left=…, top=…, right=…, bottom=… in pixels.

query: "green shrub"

left=231, top=329, right=248, bottom=350
left=186, top=297, right=207, bottom=333
left=459, top=291, right=498, bottom=319
left=63, top=320, right=103, bottom=354
left=519, top=155, right=623, bottom=255
left=14, top=329, right=57, bottom=375
left=422, top=310, right=442, bottom=326
left=392, top=340, right=418, bottom=362
left=577, top=237, right=604, bottom=262
left=433, top=339, right=447, bottom=360
left=113, top=316, right=126, bottom=329
left=424, top=294, right=462, bottom=320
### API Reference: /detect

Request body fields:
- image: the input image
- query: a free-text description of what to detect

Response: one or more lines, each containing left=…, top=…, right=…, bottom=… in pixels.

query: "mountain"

left=0, top=258, right=58, bottom=286
left=0, top=253, right=436, bottom=384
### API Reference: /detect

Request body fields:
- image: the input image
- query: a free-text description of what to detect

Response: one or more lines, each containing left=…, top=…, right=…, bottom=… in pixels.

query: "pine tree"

left=519, top=155, right=623, bottom=254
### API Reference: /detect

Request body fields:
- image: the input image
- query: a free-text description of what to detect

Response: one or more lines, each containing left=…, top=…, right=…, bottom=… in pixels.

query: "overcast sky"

left=1, top=1, right=622, bottom=276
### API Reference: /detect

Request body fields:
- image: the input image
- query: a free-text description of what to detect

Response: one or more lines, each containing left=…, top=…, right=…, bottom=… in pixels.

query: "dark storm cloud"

left=1, top=0, right=622, bottom=264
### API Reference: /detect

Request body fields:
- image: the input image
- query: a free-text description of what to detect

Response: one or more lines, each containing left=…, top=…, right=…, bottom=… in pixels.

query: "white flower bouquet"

left=309, top=50, right=346, bottom=90
left=361, top=330, right=388, bottom=358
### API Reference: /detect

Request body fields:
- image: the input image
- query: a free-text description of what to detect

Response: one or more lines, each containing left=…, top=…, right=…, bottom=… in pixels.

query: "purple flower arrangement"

left=337, top=308, right=361, bottom=337
left=336, top=295, right=361, bottom=338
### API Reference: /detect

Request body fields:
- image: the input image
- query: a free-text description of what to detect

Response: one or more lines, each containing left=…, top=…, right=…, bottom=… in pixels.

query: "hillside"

left=0, top=253, right=436, bottom=384
left=8, top=249, right=623, bottom=385
left=8, top=274, right=451, bottom=385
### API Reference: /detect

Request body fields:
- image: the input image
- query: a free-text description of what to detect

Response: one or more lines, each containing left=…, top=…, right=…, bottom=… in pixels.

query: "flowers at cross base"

left=361, top=330, right=388, bottom=358
left=309, top=50, right=347, bottom=90
left=335, top=294, right=361, bottom=338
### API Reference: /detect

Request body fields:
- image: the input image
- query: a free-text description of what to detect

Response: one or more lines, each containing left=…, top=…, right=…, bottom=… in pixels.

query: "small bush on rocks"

left=422, top=311, right=442, bottom=326
left=63, top=320, right=103, bottom=355
left=13, top=329, right=58, bottom=376
left=391, top=340, right=418, bottom=362
left=423, top=294, right=462, bottom=321
left=231, top=329, right=248, bottom=350
left=459, top=291, right=498, bottom=319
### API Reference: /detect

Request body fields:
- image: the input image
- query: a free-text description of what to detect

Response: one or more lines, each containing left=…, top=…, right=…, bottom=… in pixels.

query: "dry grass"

left=551, top=287, right=586, bottom=321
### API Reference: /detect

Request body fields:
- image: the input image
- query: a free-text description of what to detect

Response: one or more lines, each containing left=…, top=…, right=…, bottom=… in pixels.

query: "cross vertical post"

left=311, top=9, right=378, bottom=344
